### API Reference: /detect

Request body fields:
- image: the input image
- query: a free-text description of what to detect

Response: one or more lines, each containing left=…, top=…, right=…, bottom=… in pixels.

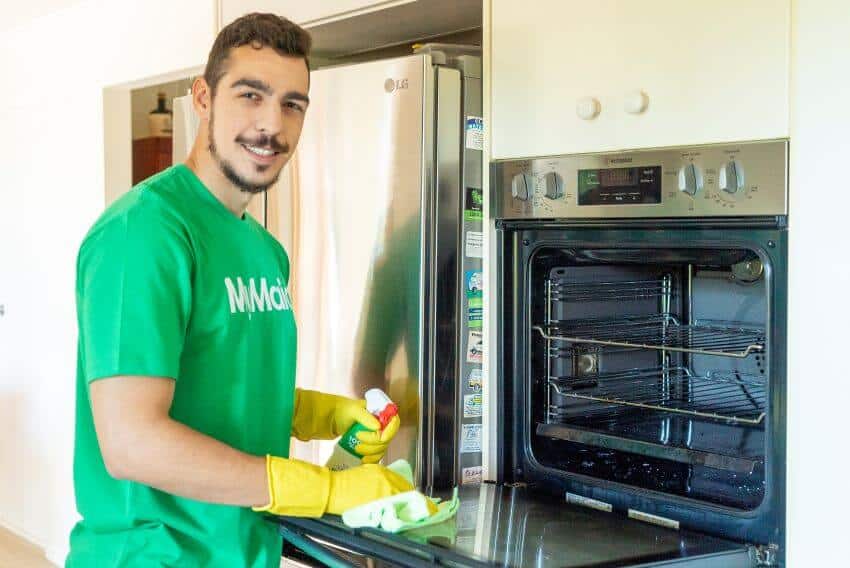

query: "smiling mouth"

left=241, top=143, right=281, bottom=160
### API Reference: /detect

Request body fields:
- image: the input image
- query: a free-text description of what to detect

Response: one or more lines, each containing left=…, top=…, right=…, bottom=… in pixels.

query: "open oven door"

left=272, top=483, right=754, bottom=567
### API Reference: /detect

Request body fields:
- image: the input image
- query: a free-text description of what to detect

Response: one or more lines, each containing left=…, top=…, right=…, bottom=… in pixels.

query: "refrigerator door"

left=276, top=484, right=751, bottom=567
left=281, top=54, right=457, bottom=484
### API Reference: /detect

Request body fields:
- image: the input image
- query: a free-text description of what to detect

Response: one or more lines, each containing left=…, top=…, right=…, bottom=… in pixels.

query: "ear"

left=192, top=77, right=212, bottom=121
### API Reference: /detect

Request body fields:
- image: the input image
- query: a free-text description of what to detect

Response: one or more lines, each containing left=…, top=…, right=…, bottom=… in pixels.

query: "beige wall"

left=0, top=1, right=217, bottom=563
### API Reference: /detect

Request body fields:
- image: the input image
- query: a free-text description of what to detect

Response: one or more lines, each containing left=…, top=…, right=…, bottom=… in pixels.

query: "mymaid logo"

left=224, top=276, right=292, bottom=317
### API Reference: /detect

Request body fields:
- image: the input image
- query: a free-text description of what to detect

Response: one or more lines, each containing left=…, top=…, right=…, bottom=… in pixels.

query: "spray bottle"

left=326, top=389, right=398, bottom=471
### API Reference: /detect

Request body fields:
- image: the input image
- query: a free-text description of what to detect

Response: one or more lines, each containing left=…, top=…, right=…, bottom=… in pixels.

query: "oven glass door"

left=500, top=223, right=786, bottom=550
left=274, top=484, right=750, bottom=567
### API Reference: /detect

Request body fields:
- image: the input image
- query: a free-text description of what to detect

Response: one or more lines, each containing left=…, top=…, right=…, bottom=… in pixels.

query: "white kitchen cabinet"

left=220, top=0, right=405, bottom=27
left=490, top=0, right=790, bottom=158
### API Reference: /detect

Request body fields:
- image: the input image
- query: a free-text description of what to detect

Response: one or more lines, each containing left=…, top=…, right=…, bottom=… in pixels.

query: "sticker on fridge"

left=465, top=116, right=484, bottom=151
left=466, top=331, right=484, bottom=364
left=461, top=424, right=482, bottom=453
left=463, top=393, right=483, bottom=418
left=467, top=368, right=482, bottom=392
left=457, top=499, right=478, bottom=529
left=467, top=297, right=483, bottom=328
left=464, top=187, right=483, bottom=221
left=461, top=466, right=483, bottom=486
left=465, top=231, right=483, bottom=258
left=456, top=536, right=475, bottom=549
left=465, top=270, right=483, bottom=298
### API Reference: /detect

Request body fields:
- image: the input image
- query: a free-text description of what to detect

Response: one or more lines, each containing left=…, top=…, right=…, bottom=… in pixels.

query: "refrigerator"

left=280, top=47, right=485, bottom=491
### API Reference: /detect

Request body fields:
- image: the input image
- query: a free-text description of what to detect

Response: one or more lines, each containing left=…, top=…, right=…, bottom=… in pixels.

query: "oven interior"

left=527, top=246, right=769, bottom=511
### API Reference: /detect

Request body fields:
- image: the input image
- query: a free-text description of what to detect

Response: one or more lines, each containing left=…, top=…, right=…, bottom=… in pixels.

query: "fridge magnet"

left=467, top=369, right=482, bottom=392
left=466, top=331, right=484, bottom=364
left=457, top=499, right=478, bottom=529
left=463, top=393, right=483, bottom=418
left=461, top=466, right=483, bottom=486
left=465, top=231, right=484, bottom=258
left=465, top=270, right=483, bottom=298
left=465, top=116, right=484, bottom=151
left=464, top=187, right=483, bottom=221
left=461, top=424, right=482, bottom=453
left=467, top=297, right=483, bottom=328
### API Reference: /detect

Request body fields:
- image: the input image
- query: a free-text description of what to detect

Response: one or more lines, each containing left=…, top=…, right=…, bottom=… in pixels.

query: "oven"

left=493, top=139, right=787, bottom=564
left=275, top=140, right=787, bottom=567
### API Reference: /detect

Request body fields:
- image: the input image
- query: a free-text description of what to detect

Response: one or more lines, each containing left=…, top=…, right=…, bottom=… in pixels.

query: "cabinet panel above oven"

left=491, top=0, right=790, bottom=159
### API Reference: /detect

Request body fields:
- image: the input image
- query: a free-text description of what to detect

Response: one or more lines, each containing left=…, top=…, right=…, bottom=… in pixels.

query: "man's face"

left=207, top=45, right=310, bottom=194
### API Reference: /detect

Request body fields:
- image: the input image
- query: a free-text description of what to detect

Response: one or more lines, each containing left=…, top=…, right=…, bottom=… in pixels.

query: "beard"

left=208, top=111, right=287, bottom=194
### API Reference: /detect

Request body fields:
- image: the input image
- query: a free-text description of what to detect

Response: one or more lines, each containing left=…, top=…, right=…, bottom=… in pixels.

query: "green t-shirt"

left=67, top=165, right=297, bottom=567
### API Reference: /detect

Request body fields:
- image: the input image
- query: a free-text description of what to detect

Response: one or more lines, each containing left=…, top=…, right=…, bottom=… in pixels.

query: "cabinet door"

left=491, top=0, right=790, bottom=159
left=220, top=0, right=390, bottom=27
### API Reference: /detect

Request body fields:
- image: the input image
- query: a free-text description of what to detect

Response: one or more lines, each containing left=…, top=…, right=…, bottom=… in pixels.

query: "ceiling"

left=1, top=0, right=87, bottom=33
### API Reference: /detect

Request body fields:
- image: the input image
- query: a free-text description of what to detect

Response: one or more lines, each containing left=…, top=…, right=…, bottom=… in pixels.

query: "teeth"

left=245, top=144, right=275, bottom=157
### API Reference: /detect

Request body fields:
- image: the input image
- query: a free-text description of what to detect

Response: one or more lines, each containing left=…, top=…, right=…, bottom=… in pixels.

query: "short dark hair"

left=203, top=13, right=312, bottom=96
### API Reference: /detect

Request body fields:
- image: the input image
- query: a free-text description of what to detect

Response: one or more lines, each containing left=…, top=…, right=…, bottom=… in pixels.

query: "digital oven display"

left=577, top=166, right=662, bottom=205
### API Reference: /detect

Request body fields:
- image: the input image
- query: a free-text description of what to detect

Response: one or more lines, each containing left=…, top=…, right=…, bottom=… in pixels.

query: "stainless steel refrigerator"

left=282, top=47, right=484, bottom=490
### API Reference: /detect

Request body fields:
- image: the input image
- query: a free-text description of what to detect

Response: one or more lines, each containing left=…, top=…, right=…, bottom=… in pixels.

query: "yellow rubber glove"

left=253, top=456, right=414, bottom=517
left=355, top=414, right=401, bottom=464
left=291, top=389, right=380, bottom=441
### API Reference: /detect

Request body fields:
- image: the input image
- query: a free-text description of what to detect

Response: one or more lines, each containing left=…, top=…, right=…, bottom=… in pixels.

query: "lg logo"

left=384, top=78, right=409, bottom=93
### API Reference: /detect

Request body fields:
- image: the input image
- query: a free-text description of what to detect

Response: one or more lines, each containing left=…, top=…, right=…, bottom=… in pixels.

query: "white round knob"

left=511, top=173, right=533, bottom=201
left=677, top=163, right=703, bottom=196
left=719, top=160, right=745, bottom=194
left=544, top=172, right=564, bottom=199
left=576, top=97, right=601, bottom=120
left=623, top=90, right=649, bottom=115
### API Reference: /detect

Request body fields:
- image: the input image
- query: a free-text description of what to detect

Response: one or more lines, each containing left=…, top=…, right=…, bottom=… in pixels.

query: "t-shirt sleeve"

left=77, top=200, right=193, bottom=382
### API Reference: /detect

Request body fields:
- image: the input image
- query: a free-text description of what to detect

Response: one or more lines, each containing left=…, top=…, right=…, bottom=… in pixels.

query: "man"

left=67, top=13, right=412, bottom=567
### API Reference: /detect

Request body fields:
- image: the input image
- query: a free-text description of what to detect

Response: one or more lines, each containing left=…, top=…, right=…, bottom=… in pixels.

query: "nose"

left=255, top=101, right=284, bottom=138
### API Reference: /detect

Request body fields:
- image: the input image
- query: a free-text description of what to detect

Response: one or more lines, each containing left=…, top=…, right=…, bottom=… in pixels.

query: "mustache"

left=235, top=134, right=289, bottom=154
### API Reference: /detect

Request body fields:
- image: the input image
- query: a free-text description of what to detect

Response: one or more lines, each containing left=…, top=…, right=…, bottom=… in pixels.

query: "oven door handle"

left=280, top=525, right=357, bottom=568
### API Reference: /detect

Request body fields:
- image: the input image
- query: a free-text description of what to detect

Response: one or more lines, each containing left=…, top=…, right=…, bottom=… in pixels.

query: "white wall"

left=0, top=0, right=216, bottom=563
left=787, top=0, right=850, bottom=563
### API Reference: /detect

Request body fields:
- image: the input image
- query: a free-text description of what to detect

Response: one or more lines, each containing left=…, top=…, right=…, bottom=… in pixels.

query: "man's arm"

left=90, top=375, right=268, bottom=508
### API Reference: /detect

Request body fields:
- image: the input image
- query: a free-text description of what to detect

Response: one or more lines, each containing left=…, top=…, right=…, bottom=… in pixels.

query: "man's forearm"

left=107, top=414, right=269, bottom=508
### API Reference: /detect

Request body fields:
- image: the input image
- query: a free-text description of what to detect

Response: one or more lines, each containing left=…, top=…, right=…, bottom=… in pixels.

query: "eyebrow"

left=231, top=78, right=309, bottom=105
left=284, top=91, right=310, bottom=105
left=230, top=78, right=272, bottom=94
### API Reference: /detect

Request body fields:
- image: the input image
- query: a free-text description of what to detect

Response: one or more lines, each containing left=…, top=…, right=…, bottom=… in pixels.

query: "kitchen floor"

left=0, top=526, right=54, bottom=568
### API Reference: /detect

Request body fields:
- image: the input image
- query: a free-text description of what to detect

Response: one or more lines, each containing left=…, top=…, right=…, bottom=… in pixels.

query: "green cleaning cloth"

left=341, top=460, right=460, bottom=534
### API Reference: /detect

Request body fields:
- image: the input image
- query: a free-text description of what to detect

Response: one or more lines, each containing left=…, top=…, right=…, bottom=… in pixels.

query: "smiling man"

left=67, top=13, right=409, bottom=568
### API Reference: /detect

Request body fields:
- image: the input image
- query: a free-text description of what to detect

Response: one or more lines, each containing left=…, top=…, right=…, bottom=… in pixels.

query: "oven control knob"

left=677, top=163, right=703, bottom=196
left=544, top=172, right=564, bottom=199
left=719, top=160, right=745, bottom=194
left=511, top=173, right=534, bottom=201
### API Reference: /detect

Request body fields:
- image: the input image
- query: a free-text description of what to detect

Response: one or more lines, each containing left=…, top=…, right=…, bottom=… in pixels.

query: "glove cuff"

left=252, top=455, right=331, bottom=518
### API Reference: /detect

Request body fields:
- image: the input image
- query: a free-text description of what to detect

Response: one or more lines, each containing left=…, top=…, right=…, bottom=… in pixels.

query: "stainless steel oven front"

left=492, top=139, right=788, bottom=564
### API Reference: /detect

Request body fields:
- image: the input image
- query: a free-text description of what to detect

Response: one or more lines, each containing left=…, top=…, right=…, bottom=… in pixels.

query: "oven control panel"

left=493, top=140, right=787, bottom=219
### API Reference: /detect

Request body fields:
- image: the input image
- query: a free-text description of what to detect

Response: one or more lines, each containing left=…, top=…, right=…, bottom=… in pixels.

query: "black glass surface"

left=275, top=484, right=747, bottom=567
left=578, top=166, right=662, bottom=205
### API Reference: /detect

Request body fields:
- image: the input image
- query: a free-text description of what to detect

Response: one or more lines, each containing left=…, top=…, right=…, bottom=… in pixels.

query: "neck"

left=184, top=140, right=254, bottom=219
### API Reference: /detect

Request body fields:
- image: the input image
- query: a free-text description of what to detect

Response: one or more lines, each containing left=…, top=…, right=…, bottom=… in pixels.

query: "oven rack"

left=549, top=277, right=672, bottom=302
left=547, top=366, right=766, bottom=426
left=534, top=315, right=765, bottom=359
